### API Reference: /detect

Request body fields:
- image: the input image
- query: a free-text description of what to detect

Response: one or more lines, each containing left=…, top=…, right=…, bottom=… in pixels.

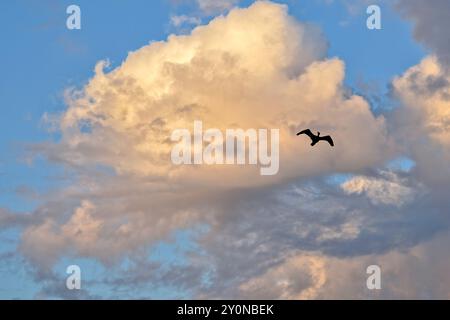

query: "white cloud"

left=197, top=0, right=240, bottom=15
left=14, top=1, right=450, bottom=299
left=49, top=1, right=388, bottom=189
left=170, top=15, right=201, bottom=27
left=341, top=171, right=417, bottom=206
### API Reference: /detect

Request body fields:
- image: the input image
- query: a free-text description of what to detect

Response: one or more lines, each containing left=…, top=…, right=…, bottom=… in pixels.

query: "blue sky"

left=0, top=0, right=430, bottom=299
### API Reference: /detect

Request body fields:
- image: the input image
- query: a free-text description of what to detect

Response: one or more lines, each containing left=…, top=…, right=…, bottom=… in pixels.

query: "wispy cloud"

left=170, top=14, right=201, bottom=27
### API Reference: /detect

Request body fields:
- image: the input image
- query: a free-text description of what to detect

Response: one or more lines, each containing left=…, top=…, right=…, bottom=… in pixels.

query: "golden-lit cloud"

left=238, top=254, right=327, bottom=299
left=11, top=1, right=450, bottom=299
left=51, top=1, right=388, bottom=188
left=393, top=56, right=450, bottom=184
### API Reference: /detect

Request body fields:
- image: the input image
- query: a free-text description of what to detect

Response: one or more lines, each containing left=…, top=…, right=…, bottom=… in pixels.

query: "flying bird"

left=297, top=129, right=334, bottom=147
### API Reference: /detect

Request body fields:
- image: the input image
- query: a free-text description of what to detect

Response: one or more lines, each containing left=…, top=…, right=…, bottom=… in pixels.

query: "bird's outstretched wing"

left=321, top=135, right=334, bottom=146
left=296, top=129, right=314, bottom=139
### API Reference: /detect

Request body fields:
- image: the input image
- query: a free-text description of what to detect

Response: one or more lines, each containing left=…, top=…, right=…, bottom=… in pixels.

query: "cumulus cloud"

left=392, top=56, right=450, bottom=185
left=23, top=1, right=391, bottom=267
left=44, top=1, right=388, bottom=188
left=396, top=0, right=450, bottom=67
left=14, top=0, right=450, bottom=299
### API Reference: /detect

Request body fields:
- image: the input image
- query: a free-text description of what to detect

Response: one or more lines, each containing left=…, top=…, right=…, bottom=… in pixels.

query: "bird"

left=296, top=129, right=334, bottom=147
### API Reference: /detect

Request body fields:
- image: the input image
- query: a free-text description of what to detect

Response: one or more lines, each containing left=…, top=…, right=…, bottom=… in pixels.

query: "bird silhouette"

left=297, top=129, right=334, bottom=147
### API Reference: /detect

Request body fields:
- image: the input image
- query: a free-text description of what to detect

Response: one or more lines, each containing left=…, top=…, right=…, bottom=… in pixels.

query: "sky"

left=0, top=0, right=449, bottom=299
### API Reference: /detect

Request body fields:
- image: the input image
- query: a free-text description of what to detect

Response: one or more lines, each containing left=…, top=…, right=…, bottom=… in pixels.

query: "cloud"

left=396, top=0, right=450, bottom=67
left=197, top=0, right=240, bottom=15
left=0, top=207, right=36, bottom=231
left=341, top=171, right=418, bottom=206
left=318, top=230, right=450, bottom=299
left=42, top=0, right=388, bottom=188
left=170, top=15, right=201, bottom=27
left=21, top=201, right=103, bottom=267
left=23, top=1, right=391, bottom=267
left=199, top=226, right=450, bottom=299
left=169, top=0, right=241, bottom=16
left=392, top=56, right=450, bottom=185
left=15, top=1, right=450, bottom=299
left=238, top=254, right=327, bottom=299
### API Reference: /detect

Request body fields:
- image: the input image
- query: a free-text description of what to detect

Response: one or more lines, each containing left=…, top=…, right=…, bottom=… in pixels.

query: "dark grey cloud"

left=189, top=171, right=450, bottom=298
left=396, top=0, right=450, bottom=67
